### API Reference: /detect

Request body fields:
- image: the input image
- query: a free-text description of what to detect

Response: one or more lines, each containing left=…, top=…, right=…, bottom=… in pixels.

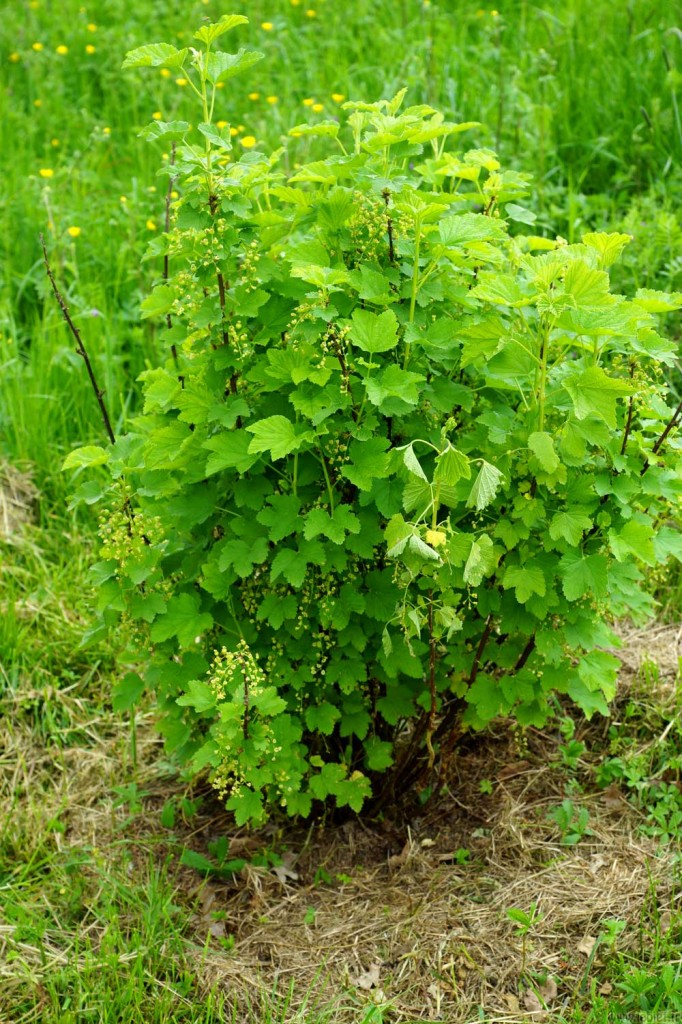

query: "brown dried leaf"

left=522, top=989, right=545, bottom=1015
left=577, top=935, right=598, bottom=956
left=352, top=963, right=381, bottom=991
left=497, top=760, right=531, bottom=781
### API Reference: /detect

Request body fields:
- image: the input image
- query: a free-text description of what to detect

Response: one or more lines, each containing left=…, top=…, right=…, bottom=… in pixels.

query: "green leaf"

left=204, top=431, right=259, bottom=475
left=197, top=122, right=233, bottom=152
left=633, top=288, right=682, bottom=313
left=438, top=212, right=507, bottom=245
left=305, top=702, right=341, bottom=735
left=111, top=672, right=145, bottom=712
left=205, top=48, right=264, bottom=85
left=364, top=737, right=394, bottom=771
left=349, top=308, right=399, bottom=354
left=434, top=445, right=471, bottom=486
left=471, top=271, right=534, bottom=307
left=138, top=120, right=190, bottom=143
left=342, top=437, right=390, bottom=490
left=466, top=461, right=504, bottom=511
left=194, top=14, right=249, bottom=44
left=582, top=231, right=632, bottom=269
left=563, top=366, right=635, bottom=429
left=304, top=506, right=360, bottom=544
left=463, top=534, right=496, bottom=587
left=365, top=365, right=424, bottom=415
left=63, top=445, right=110, bottom=471
left=270, top=547, right=308, bottom=588
left=559, top=551, right=608, bottom=602
left=140, top=284, right=175, bottom=319
left=256, top=495, right=302, bottom=542
left=150, top=593, right=213, bottom=649
left=549, top=510, right=592, bottom=546
left=565, top=677, right=610, bottom=719
left=246, top=416, right=314, bottom=461
left=401, top=443, right=428, bottom=481
left=226, top=787, right=266, bottom=826
left=527, top=431, right=559, bottom=474
left=502, top=564, right=546, bottom=603
left=176, top=679, right=217, bottom=713
left=122, top=43, right=188, bottom=70
left=289, top=121, right=340, bottom=139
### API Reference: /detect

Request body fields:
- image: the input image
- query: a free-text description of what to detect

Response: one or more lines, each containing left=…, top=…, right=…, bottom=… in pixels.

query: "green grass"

left=1, top=1, right=681, bottom=1021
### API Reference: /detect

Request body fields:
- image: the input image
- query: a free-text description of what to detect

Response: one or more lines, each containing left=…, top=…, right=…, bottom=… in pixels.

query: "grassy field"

left=1, top=1, right=682, bottom=1021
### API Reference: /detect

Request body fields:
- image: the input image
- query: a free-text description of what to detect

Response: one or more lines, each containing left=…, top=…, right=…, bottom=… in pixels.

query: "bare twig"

left=40, top=234, right=115, bottom=446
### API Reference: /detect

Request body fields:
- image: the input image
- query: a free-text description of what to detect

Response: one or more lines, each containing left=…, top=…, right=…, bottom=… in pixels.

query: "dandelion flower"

left=291, top=0, right=301, bottom=6
left=9, top=52, right=21, bottom=63
left=120, top=195, right=127, bottom=203
left=240, top=135, right=257, bottom=148
left=248, top=91, right=260, bottom=101
left=56, top=45, right=68, bottom=55
left=302, top=97, right=314, bottom=107
left=87, top=22, right=97, bottom=31
left=175, top=77, right=188, bottom=87
left=331, top=93, right=345, bottom=103
left=491, top=9, right=499, bottom=15
left=216, top=120, right=228, bottom=129
left=266, top=95, right=278, bottom=104
left=261, top=21, right=274, bottom=30
left=67, top=226, right=81, bottom=238
left=216, top=82, right=225, bottom=89
left=51, top=138, right=59, bottom=147
left=152, top=111, right=163, bottom=120
left=34, top=99, right=42, bottom=107
left=32, top=42, right=44, bottom=52
left=230, top=126, right=239, bottom=136
left=306, top=8, right=316, bottom=16
left=171, top=190, right=179, bottom=199
left=146, top=219, right=157, bottom=231
left=39, top=168, right=54, bottom=178
left=85, top=44, right=96, bottom=54
left=312, top=102, right=324, bottom=112
left=103, top=126, right=111, bottom=135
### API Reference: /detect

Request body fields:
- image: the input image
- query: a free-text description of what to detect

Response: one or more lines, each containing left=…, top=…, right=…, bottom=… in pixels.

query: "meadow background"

left=1, top=1, right=682, bottom=1021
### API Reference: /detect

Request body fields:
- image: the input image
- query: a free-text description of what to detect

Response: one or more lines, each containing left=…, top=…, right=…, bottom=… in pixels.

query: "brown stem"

left=40, top=234, right=115, bottom=446
left=434, top=614, right=493, bottom=744
left=382, top=188, right=395, bottom=264
left=641, top=397, right=682, bottom=474
left=164, top=143, right=178, bottom=364
left=514, top=635, right=536, bottom=672
left=208, top=191, right=239, bottom=405
left=620, top=361, right=636, bottom=456
left=242, top=670, right=250, bottom=741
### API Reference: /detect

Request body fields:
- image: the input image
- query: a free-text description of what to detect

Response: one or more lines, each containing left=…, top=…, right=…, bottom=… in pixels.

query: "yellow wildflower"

left=303, top=97, right=314, bottom=107
left=230, top=126, right=239, bottom=136
left=67, top=226, right=81, bottom=238
left=240, top=135, right=257, bottom=148
left=87, top=22, right=97, bottom=31
left=146, top=219, right=157, bottom=231
left=216, top=120, right=228, bottom=129
left=9, top=52, right=21, bottom=63
left=175, top=77, right=188, bottom=86
left=331, top=93, right=345, bottom=103
left=312, top=102, right=324, bottom=112
left=120, top=195, right=127, bottom=203
left=85, top=44, right=96, bottom=54
left=248, top=91, right=260, bottom=100
left=51, top=138, right=59, bottom=147
left=34, top=99, right=42, bottom=107
left=291, top=0, right=301, bottom=5
left=39, top=168, right=54, bottom=178
left=216, top=82, right=224, bottom=89
left=160, top=68, right=171, bottom=78
left=266, top=95, right=278, bottom=104
left=261, top=21, right=274, bottom=30
left=102, top=126, right=111, bottom=135
left=306, top=8, right=316, bottom=16
left=32, top=42, right=44, bottom=52
left=56, top=45, right=68, bottom=55
left=152, top=111, right=163, bottom=120
left=171, top=190, right=179, bottom=199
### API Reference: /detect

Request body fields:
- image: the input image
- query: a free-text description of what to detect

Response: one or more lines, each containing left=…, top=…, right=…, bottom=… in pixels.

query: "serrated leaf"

left=528, top=431, right=559, bottom=474
left=226, top=787, right=266, bottom=826
left=205, top=48, right=264, bottom=85
left=150, top=592, right=213, bottom=648
left=559, top=551, right=608, bottom=602
left=176, top=678, right=217, bottom=713
left=305, top=702, right=341, bottom=735
left=365, top=365, right=424, bottom=414
left=198, top=122, right=233, bottom=152
left=342, top=437, right=390, bottom=490
left=140, top=284, right=175, bottom=319
left=289, top=121, right=340, bottom=139
left=349, top=308, right=399, bottom=354
left=122, top=43, right=188, bottom=70
left=63, top=445, right=110, bottom=471
left=582, top=231, right=632, bottom=269
left=466, top=461, right=504, bottom=511
left=138, top=119, right=190, bottom=143
left=549, top=510, right=592, bottom=546
left=463, top=534, right=496, bottom=586
left=246, top=416, right=315, bottom=461
left=502, top=564, right=546, bottom=603
left=111, top=671, right=145, bottom=712
left=203, top=431, right=259, bottom=475
left=194, top=14, right=249, bottom=44
left=401, top=443, right=428, bottom=481
left=434, top=445, right=471, bottom=486
left=563, top=366, right=635, bottom=429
